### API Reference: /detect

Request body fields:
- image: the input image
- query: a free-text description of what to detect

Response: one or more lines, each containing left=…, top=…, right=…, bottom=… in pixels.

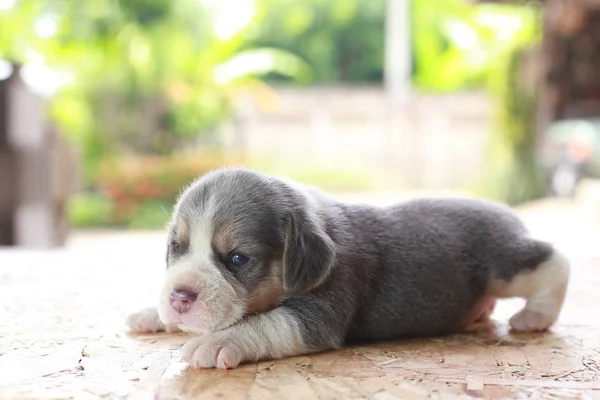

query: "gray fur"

left=169, top=167, right=555, bottom=353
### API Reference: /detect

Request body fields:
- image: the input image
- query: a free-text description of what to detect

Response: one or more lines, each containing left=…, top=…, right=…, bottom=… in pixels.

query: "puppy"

left=126, top=167, right=570, bottom=369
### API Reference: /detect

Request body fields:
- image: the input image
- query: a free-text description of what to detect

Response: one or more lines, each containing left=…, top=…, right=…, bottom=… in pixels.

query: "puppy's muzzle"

left=170, top=288, right=198, bottom=314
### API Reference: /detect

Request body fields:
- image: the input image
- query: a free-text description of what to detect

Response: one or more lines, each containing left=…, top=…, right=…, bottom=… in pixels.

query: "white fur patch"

left=490, top=249, right=570, bottom=331
left=157, top=198, right=246, bottom=334
left=180, top=307, right=307, bottom=369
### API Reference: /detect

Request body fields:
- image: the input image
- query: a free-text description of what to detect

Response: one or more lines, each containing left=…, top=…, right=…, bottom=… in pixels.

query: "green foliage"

left=67, top=150, right=238, bottom=228
left=472, top=3, right=545, bottom=205
left=244, top=0, right=548, bottom=206
left=96, top=150, right=236, bottom=222
left=0, top=1, right=38, bottom=61
left=1, top=0, right=548, bottom=217
left=0, top=0, right=306, bottom=185
left=243, top=0, right=540, bottom=91
left=286, top=168, right=375, bottom=192
left=412, top=1, right=542, bottom=91
left=244, top=0, right=386, bottom=83
left=68, top=193, right=112, bottom=228
left=251, top=162, right=377, bottom=193
left=127, top=201, right=171, bottom=230
left=68, top=150, right=378, bottom=229
left=479, top=46, right=545, bottom=205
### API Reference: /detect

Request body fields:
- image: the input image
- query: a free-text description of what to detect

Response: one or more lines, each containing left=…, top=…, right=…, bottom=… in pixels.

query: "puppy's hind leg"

left=490, top=244, right=570, bottom=332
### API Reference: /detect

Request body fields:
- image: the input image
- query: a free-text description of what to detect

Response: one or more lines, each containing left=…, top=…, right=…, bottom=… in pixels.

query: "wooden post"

left=385, top=0, right=412, bottom=103
left=0, top=62, right=78, bottom=248
left=0, top=63, right=18, bottom=246
left=384, top=0, right=412, bottom=185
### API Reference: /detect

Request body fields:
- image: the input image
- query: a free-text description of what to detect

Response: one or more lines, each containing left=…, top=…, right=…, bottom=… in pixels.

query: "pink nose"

left=170, top=288, right=198, bottom=314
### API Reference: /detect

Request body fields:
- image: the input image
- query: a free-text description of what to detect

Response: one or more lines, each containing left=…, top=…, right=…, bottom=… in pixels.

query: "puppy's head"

left=157, top=168, right=336, bottom=334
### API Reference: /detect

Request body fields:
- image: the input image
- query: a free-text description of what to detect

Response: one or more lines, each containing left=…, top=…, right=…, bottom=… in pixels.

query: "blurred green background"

left=0, top=0, right=544, bottom=229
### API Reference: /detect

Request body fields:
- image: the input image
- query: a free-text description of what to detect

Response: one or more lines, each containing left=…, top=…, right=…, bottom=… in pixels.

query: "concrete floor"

left=1, top=196, right=599, bottom=399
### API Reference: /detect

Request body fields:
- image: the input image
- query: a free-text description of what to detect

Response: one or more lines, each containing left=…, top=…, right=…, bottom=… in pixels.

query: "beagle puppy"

left=127, top=167, right=570, bottom=369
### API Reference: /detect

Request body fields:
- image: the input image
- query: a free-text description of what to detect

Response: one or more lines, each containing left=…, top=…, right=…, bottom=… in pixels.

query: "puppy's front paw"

left=126, top=307, right=180, bottom=333
left=180, top=331, right=245, bottom=369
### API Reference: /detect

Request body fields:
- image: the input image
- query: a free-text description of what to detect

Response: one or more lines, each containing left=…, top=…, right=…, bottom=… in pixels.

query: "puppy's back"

left=344, top=197, right=553, bottom=341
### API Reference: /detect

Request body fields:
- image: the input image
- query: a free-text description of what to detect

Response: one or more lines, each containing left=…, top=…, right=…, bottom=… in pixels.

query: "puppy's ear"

left=282, top=210, right=336, bottom=294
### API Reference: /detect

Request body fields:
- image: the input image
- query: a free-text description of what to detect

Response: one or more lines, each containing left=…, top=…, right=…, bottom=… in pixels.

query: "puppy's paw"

left=509, top=309, right=554, bottom=332
left=180, top=331, right=245, bottom=369
left=126, top=307, right=180, bottom=333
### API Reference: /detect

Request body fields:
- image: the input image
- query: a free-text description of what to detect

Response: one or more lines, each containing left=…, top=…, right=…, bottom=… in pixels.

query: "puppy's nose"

left=170, top=288, right=198, bottom=314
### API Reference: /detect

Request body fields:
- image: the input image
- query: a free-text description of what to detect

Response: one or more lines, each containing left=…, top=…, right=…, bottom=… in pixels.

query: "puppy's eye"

left=169, top=241, right=180, bottom=253
left=230, top=253, right=250, bottom=266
